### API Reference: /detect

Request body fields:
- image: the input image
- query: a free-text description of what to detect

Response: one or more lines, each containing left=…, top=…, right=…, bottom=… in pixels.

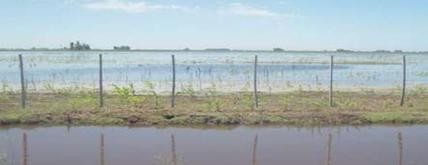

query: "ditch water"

left=0, top=125, right=427, bottom=165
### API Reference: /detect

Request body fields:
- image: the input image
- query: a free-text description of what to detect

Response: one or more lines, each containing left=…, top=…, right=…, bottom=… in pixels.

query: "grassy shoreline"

left=1, top=91, right=428, bottom=126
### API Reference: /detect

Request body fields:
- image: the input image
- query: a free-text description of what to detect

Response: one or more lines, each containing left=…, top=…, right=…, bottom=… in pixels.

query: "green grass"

left=0, top=90, right=428, bottom=126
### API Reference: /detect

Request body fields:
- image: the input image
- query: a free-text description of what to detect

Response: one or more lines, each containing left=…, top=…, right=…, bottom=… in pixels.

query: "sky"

left=0, top=0, right=428, bottom=51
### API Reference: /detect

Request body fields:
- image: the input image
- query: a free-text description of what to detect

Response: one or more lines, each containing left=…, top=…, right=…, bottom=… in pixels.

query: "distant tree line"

left=113, top=46, right=131, bottom=51
left=273, top=48, right=285, bottom=52
left=69, top=41, right=91, bottom=51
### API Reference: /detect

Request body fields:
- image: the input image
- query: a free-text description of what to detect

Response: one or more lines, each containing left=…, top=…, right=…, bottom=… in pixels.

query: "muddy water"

left=0, top=125, right=427, bottom=165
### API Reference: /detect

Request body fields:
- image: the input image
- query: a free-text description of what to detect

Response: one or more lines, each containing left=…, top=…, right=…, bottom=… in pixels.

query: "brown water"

left=0, top=125, right=427, bottom=165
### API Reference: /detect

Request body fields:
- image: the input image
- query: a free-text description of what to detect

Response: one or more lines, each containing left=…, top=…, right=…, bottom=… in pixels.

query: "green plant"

left=69, top=91, right=97, bottom=109
left=0, top=82, right=12, bottom=102
left=1, top=81, right=13, bottom=95
left=144, top=81, right=162, bottom=109
left=113, top=84, right=143, bottom=106
left=411, top=85, right=428, bottom=96
left=181, top=83, right=196, bottom=97
left=281, top=95, right=291, bottom=110
left=206, top=83, right=222, bottom=111
left=240, top=81, right=254, bottom=110
left=42, top=81, right=57, bottom=93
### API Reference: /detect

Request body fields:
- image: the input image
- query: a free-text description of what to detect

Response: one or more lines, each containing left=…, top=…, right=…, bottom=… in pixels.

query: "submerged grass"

left=0, top=90, right=428, bottom=126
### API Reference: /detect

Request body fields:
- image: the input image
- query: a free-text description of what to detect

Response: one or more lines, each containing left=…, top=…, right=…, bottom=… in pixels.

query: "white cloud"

left=83, top=0, right=187, bottom=13
left=228, top=3, right=278, bottom=17
left=219, top=3, right=300, bottom=19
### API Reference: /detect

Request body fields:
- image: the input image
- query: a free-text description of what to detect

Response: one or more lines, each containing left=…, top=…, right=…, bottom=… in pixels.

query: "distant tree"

left=205, top=48, right=231, bottom=52
left=113, top=45, right=130, bottom=51
left=75, top=41, right=81, bottom=50
left=68, top=41, right=91, bottom=51
left=336, top=49, right=353, bottom=52
left=375, top=50, right=391, bottom=53
left=273, top=48, right=285, bottom=52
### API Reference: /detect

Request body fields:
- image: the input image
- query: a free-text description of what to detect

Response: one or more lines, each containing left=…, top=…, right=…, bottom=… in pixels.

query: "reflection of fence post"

left=171, top=55, right=176, bottom=108
left=252, top=135, right=258, bottom=165
left=397, top=132, right=403, bottom=165
left=171, top=134, right=177, bottom=165
left=400, top=56, right=406, bottom=106
left=253, top=55, right=259, bottom=109
left=19, top=54, right=26, bottom=109
left=22, top=133, right=28, bottom=165
left=329, top=56, right=334, bottom=107
left=100, top=133, right=105, bottom=165
left=99, top=54, right=104, bottom=108
left=326, top=133, right=332, bottom=165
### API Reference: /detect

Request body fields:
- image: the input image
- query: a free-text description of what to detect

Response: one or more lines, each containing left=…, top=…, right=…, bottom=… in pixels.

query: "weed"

left=144, top=81, right=162, bottom=109
left=181, top=83, right=196, bottom=97
left=42, top=81, right=57, bottom=93
left=69, top=91, right=97, bottom=110
left=206, top=83, right=222, bottom=111
left=281, top=95, right=291, bottom=110
left=1, top=81, right=13, bottom=95
left=113, top=84, right=144, bottom=106
left=410, top=85, right=428, bottom=96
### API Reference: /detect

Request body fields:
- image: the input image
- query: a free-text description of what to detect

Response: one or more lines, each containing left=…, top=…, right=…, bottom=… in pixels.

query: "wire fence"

left=0, top=51, right=427, bottom=110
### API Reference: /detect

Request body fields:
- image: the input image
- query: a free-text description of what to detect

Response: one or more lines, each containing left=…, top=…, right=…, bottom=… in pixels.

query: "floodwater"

left=0, top=51, right=428, bottom=93
left=0, top=125, right=427, bottom=165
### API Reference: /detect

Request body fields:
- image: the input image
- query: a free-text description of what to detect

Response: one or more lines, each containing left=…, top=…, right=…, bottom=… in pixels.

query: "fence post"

left=19, top=54, right=26, bottom=109
left=171, top=55, right=176, bottom=108
left=99, top=54, right=104, bottom=108
left=329, top=56, right=334, bottom=107
left=254, top=55, right=259, bottom=109
left=400, top=56, right=406, bottom=106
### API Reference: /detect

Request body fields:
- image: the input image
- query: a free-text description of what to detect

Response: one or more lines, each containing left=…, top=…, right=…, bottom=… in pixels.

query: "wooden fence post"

left=171, top=55, right=176, bottom=108
left=19, top=54, right=26, bottom=109
left=99, top=54, right=104, bottom=107
left=329, top=56, right=334, bottom=107
left=400, top=56, right=406, bottom=106
left=254, top=55, right=259, bottom=109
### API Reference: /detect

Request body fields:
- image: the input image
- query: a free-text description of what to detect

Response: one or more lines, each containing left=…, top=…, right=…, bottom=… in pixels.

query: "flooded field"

left=1, top=51, right=427, bottom=94
left=0, top=125, right=427, bottom=165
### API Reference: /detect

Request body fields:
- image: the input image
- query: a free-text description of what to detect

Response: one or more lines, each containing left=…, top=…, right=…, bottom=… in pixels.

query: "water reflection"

left=398, top=132, right=403, bottom=165
left=252, top=135, right=258, bottom=165
left=100, top=134, right=104, bottom=165
left=326, top=133, right=332, bottom=165
left=0, top=126, right=425, bottom=165
left=171, top=134, right=177, bottom=165
left=22, top=133, right=28, bottom=165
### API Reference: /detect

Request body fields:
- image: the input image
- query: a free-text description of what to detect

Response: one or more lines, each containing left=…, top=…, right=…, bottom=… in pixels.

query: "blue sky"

left=1, top=0, right=427, bottom=51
